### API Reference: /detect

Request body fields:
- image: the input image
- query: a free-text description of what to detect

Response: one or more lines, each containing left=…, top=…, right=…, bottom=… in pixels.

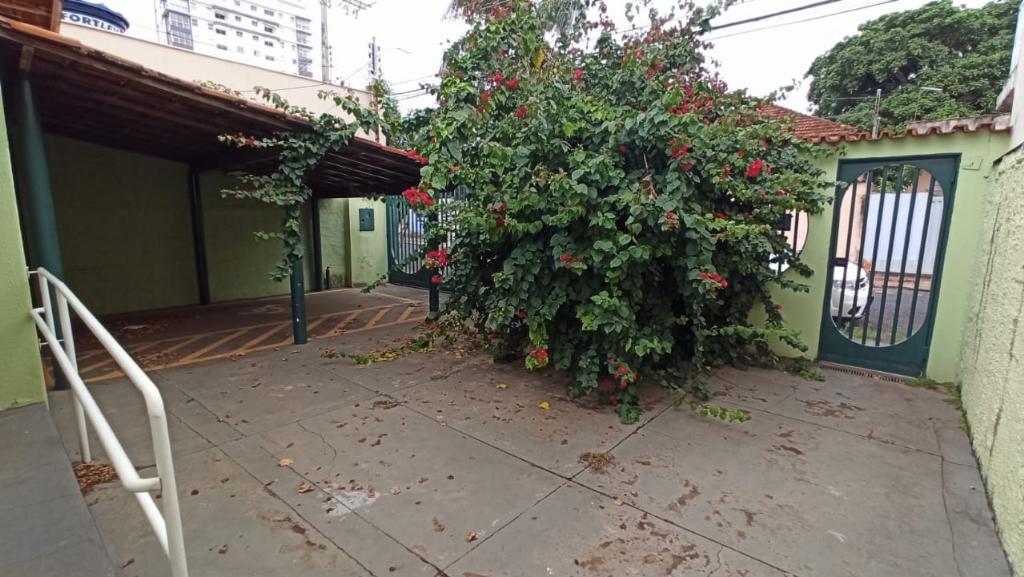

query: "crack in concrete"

left=297, top=420, right=339, bottom=478
left=931, top=419, right=966, bottom=577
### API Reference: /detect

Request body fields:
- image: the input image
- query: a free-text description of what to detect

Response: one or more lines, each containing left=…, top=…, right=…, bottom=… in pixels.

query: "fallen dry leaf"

left=537, top=401, right=551, bottom=410
left=218, top=544, right=229, bottom=554
left=496, top=383, right=508, bottom=390
left=432, top=516, right=446, bottom=533
left=613, top=497, right=624, bottom=506
left=278, top=458, right=294, bottom=467
left=73, top=461, right=118, bottom=494
left=578, top=452, right=616, bottom=473
left=466, top=531, right=478, bottom=542
left=297, top=482, right=314, bottom=494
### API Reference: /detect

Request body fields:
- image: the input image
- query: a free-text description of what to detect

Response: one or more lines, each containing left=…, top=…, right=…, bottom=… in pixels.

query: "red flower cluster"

left=714, top=211, right=729, bottom=220
left=559, top=254, right=584, bottom=269
left=606, top=358, right=637, bottom=389
left=480, top=90, right=492, bottom=104
left=487, top=202, right=507, bottom=213
left=745, top=159, right=770, bottom=179
left=405, top=148, right=429, bottom=165
left=669, top=139, right=688, bottom=159
left=775, top=189, right=787, bottom=196
left=618, top=144, right=628, bottom=154
left=662, top=211, right=679, bottom=229
left=721, top=165, right=732, bottom=179
left=504, top=79, right=519, bottom=89
left=490, top=71, right=505, bottom=84
left=425, top=247, right=448, bottom=269
left=402, top=187, right=434, bottom=207
left=526, top=347, right=550, bottom=369
left=514, top=105, right=528, bottom=118
left=573, top=68, right=584, bottom=81
left=234, top=132, right=258, bottom=146
left=700, top=271, right=729, bottom=289
left=517, top=309, right=527, bottom=319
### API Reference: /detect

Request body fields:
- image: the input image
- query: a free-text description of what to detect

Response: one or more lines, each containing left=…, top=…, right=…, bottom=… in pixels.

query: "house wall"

left=959, top=145, right=1024, bottom=573
left=767, top=130, right=1009, bottom=382
left=0, top=83, right=45, bottom=410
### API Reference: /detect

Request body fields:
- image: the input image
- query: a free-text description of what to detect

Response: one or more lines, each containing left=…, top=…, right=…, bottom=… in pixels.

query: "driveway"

left=47, top=313, right=1010, bottom=576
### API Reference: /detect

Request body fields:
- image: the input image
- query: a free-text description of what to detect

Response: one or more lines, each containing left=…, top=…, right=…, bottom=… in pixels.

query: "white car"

left=831, top=263, right=871, bottom=320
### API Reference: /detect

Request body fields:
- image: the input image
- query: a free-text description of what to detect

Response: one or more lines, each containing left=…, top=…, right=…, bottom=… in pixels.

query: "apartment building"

left=159, top=0, right=319, bottom=78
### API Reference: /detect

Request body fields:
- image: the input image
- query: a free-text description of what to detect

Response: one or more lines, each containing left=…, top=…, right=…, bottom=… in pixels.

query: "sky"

left=100, top=0, right=993, bottom=114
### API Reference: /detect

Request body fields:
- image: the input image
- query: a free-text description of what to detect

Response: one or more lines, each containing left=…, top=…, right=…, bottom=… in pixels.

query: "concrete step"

left=0, top=403, right=116, bottom=577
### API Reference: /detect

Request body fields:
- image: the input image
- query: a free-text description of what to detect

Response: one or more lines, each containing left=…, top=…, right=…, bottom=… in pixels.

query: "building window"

left=214, top=12, right=225, bottom=20
left=251, top=19, right=257, bottom=25
left=254, top=49, right=260, bottom=56
left=234, top=15, right=241, bottom=21
left=264, top=9, right=274, bottom=16
left=295, top=18, right=310, bottom=32
left=217, top=44, right=227, bottom=50
left=297, top=45, right=313, bottom=77
left=237, top=46, right=244, bottom=53
left=296, top=31, right=310, bottom=46
left=165, top=11, right=194, bottom=49
left=252, top=34, right=259, bottom=40
left=215, top=28, right=226, bottom=35
left=264, top=25, right=274, bottom=33
left=236, top=31, right=242, bottom=37
left=264, top=40, right=273, bottom=47
left=266, top=55, right=275, bottom=61
left=250, top=4, right=256, bottom=11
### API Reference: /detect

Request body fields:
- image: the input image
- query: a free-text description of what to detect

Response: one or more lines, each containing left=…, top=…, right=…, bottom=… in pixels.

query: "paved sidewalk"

left=48, top=325, right=1012, bottom=577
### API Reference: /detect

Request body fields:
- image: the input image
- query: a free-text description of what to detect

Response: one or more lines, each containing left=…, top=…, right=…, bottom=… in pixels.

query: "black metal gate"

left=818, top=155, right=958, bottom=376
left=385, top=189, right=467, bottom=288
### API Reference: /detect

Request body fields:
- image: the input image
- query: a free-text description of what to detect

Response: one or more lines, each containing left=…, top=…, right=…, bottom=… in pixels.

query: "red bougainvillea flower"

left=775, top=189, right=787, bottom=196
left=517, top=309, right=527, bottom=319
left=662, top=211, right=680, bottom=229
left=487, top=201, right=507, bottom=213
left=491, top=71, right=504, bottom=84
left=722, top=165, right=732, bottom=179
left=559, top=254, right=572, bottom=263
left=405, top=148, right=429, bottom=165
left=700, top=271, right=729, bottom=289
left=573, top=68, right=584, bottom=81
left=526, top=347, right=550, bottom=369
left=480, top=90, right=492, bottom=104
left=504, top=79, right=519, bottom=89
left=402, top=187, right=434, bottom=207
left=669, top=139, right=688, bottom=159
left=431, top=275, right=443, bottom=285
left=514, top=105, right=528, bottom=118
left=495, top=215, right=506, bottom=226
left=745, top=158, right=767, bottom=178
left=530, top=348, right=549, bottom=361
left=736, top=150, right=745, bottom=158
left=425, top=247, right=449, bottom=269
left=619, top=144, right=628, bottom=154
left=681, top=162, right=693, bottom=171
left=714, top=211, right=729, bottom=220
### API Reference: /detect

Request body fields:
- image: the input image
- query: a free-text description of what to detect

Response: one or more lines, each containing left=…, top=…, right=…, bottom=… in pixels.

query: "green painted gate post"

left=310, top=198, right=324, bottom=292
left=290, top=257, right=308, bottom=344
left=187, top=168, right=211, bottom=305
left=8, top=75, right=68, bottom=389
left=428, top=209, right=440, bottom=317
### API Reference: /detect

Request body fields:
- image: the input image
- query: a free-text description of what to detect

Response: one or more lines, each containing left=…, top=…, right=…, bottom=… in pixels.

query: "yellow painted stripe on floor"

left=179, top=329, right=247, bottom=363
left=237, top=321, right=291, bottom=354
left=325, top=309, right=363, bottom=336
left=363, top=307, right=391, bottom=329
left=397, top=306, right=416, bottom=323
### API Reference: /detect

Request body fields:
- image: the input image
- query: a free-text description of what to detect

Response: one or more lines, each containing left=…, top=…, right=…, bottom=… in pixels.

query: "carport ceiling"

left=0, top=17, right=421, bottom=198
left=0, top=0, right=59, bottom=31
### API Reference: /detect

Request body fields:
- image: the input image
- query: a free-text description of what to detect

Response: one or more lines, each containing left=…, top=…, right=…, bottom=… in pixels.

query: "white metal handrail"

left=29, top=267, right=188, bottom=577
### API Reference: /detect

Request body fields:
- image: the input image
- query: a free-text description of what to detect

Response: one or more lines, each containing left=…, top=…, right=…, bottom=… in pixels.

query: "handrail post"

left=57, top=292, right=90, bottom=463
left=152, top=414, right=188, bottom=577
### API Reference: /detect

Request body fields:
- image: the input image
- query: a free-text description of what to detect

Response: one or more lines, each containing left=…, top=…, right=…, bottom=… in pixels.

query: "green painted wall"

left=198, top=170, right=315, bottom=302
left=347, top=198, right=388, bottom=287
left=959, top=145, right=1024, bottom=573
left=765, top=131, right=1009, bottom=382
left=0, top=84, right=45, bottom=409
left=319, top=198, right=352, bottom=288
left=47, top=135, right=198, bottom=315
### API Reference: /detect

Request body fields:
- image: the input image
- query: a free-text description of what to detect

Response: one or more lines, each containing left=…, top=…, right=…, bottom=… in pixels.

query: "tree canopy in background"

left=806, top=0, right=1018, bottom=131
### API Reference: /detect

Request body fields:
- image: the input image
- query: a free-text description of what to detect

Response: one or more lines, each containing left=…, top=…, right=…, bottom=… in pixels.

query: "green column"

left=188, top=168, right=211, bottom=305
left=11, top=76, right=63, bottom=279
left=290, top=258, right=307, bottom=344
left=8, top=75, right=68, bottom=389
left=310, top=199, right=324, bottom=292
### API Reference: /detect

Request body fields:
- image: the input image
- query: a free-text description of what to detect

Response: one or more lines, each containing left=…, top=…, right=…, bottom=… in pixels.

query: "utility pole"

left=368, top=36, right=381, bottom=80
left=871, top=88, right=882, bottom=139
left=319, top=0, right=375, bottom=84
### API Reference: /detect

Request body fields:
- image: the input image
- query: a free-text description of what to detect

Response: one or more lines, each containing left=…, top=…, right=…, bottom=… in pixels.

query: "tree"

left=406, top=0, right=831, bottom=422
left=806, top=0, right=1018, bottom=130
left=447, top=0, right=583, bottom=32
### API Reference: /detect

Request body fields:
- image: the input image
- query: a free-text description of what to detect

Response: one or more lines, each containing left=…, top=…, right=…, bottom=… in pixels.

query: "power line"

left=710, top=0, right=847, bottom=31
left=707, top=0, right=898, bottom=40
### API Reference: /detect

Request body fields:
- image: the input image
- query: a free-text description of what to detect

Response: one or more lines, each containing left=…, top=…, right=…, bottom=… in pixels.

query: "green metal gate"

left=385, top=196, right=430, bottom=287
left=385, top=188, right=468, bottom=288
left=818, top=155, right=959, bottom=376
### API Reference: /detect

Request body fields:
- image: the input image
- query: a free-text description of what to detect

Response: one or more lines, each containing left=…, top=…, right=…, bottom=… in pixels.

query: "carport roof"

left=0, top=17, right=422, bottom=197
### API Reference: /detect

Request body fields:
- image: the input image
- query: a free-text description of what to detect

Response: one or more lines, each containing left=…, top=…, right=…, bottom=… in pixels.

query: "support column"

left=187, top=168, right=210, bottom=305
left=428, top=210, right=440, bottom=317
left=310, top=198, right=324, bottom=292
left=290, top=258, right=308, bottom=344
left=9, top=74, right=68, bottom=389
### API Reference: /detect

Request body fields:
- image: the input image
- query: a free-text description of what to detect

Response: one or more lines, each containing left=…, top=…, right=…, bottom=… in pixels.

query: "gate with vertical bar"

left=385, top=188, right=468, bottom=289
left=818, top=155, right=959, bottom=376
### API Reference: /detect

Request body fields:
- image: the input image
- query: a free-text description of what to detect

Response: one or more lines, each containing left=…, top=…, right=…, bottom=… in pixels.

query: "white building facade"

left=159, top=0, right=320, bottom=79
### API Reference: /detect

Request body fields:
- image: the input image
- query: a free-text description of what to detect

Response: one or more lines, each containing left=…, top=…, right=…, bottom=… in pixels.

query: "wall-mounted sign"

left=62, top=0, right=129, bottom=34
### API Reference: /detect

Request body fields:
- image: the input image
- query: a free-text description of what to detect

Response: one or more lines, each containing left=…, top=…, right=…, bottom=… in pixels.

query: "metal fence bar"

left=847, top=170, right=874, bottom=340
left=29, top=267, right=188, bottom=577
left=874, top=167, right=907, bottom=345
left=906, top=175, right=938, bottom=337
left=862, top=167, right=889, bottom=345
left=837, top=179, right=860, bottom=323
left=889, top=168, right=922, bottom=344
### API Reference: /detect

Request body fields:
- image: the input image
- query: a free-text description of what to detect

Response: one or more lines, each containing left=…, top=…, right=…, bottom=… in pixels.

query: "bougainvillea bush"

left=405, top=0, right=831, bottom=422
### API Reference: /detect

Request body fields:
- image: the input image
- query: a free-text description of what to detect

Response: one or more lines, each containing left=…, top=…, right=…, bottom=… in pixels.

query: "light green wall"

left=319, top=198, right=352, bottom=288
left=47, top=135, right=198, bottom=315
left=347, top=198, right=388, bottom=287
left=0, top=84, right=45, bottom=409
left=766, top=131, right=1009, bottom=382
left=959, top=146, right=1024, bottom=573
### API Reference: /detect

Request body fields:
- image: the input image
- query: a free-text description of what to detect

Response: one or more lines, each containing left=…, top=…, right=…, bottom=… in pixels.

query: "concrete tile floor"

left=48, top=331, right=1012, bottom=577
